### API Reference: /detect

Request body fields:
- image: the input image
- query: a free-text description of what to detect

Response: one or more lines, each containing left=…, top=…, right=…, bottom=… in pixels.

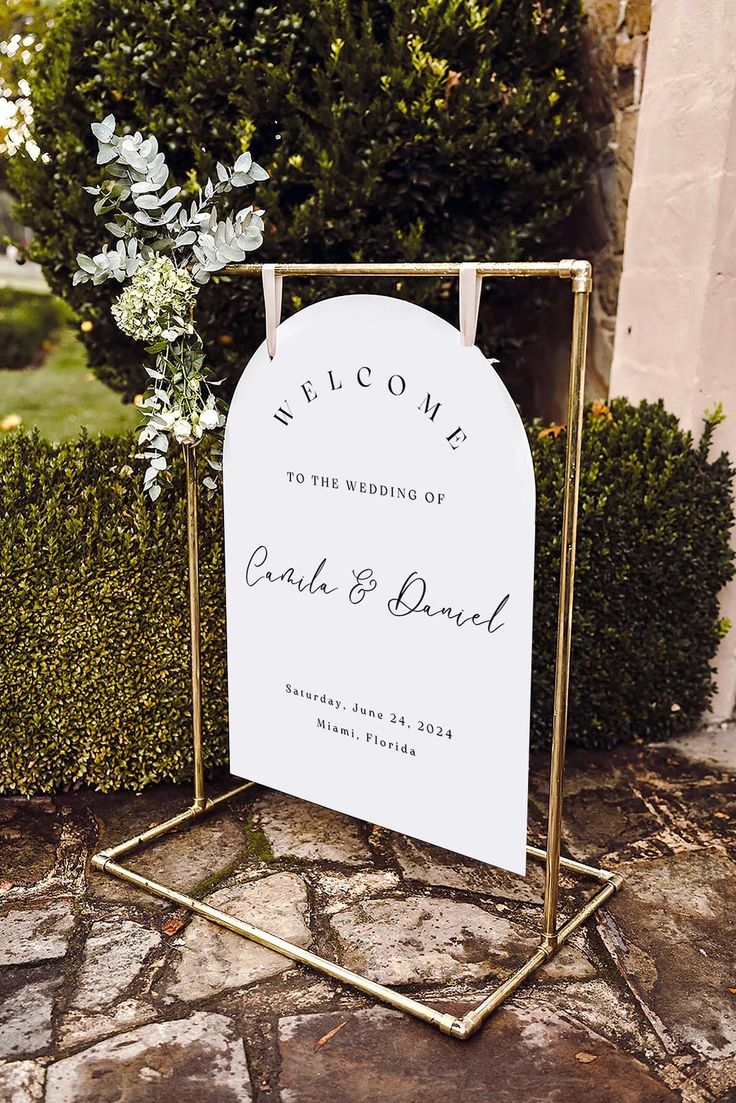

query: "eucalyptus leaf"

left=134, top=193, right=161, bottom=210
left=150, top=236, right=176, bottom=250
left=159, top=185, right=181, bottom=205
left=217, top=242, right=244, bottom=262
left=131, top=179, right=160, bottom=194
left=161, top=203, right=182, bottom=223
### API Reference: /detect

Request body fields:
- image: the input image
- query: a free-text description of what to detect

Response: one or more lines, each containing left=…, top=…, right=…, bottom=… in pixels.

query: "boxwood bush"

left=10, top=0, right=591, bottom=399
left=1, top=398, right=732, bottom=796
left=0, top=288, right=71, bottom=371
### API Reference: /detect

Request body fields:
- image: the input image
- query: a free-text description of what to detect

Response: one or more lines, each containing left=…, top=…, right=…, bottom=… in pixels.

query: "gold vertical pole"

left=184, top=443, right=206, bottom=812
left=542, top=262, right=591, bottom=950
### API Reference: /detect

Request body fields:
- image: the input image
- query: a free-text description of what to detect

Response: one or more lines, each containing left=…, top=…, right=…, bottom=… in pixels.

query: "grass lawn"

left=0, top=326, right=138, bottom=441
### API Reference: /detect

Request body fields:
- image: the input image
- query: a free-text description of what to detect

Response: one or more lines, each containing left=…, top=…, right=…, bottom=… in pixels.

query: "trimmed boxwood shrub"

left=0, top=288, right=71, bottom=371
left=10, top=0, right=591, bottom=399
left=0, top=399, right=733, bottom=796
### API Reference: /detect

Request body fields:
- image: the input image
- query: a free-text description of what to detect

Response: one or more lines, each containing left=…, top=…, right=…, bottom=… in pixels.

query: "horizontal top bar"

left=224, top=260, right=592, bottom=288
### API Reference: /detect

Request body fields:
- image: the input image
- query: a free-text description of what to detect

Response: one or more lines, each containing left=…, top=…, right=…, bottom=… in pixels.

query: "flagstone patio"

left=0, top=727, right=734, bottom=1103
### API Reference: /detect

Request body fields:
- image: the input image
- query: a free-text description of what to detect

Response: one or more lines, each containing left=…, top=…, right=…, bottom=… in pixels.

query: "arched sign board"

left=224, top=295, right=535, bottom=875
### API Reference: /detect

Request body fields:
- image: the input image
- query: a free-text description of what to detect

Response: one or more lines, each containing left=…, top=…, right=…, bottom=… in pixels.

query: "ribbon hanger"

left=262, top=263, right=283, bottom=359
left=458, top=262, right=483, bottom=348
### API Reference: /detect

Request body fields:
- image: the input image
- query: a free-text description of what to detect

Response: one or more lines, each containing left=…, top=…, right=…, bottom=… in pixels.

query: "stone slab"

left=0, top=974, right=59, bottom=1058
left=0, top=902, right=74, bottom=966
left=277, top=1005, right=678, bottom=1103
left=0, top=1060, right=45, bottom=1102
left=58, top=918, right=164, bottom=1049
left=250, top=791, right=371, bottom=865
left=606, top=849, right=736, bottom=1059
left=165, top=872, right=311, bottom=1002
left=315, top=870, right=401, bottom=915
left=543, top=977, right=668, bottom=1059
left=661, top=726, right=736, bottom=771
left=392, top=835, right=545, bottom=903
left=90, top=803, right=249, bottom=908
left=45, top=1012, right=252, bottom=1103
left=71, top=919, right=162, bottom=1012
left=59, top=999, right=159, bottom=1052
left=537, top=942, right=598, bottom=984
left=330, top=895, right=535, bottom=986
left=561, top=784, right=664, bottom=864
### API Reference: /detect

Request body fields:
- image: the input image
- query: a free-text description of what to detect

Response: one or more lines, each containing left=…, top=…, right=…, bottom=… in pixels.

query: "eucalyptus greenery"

left=73, top=114, right=268, bottom=499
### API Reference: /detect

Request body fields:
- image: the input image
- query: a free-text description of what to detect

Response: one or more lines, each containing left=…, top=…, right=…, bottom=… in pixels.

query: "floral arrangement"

left=74, top=115, right=268, bottom=499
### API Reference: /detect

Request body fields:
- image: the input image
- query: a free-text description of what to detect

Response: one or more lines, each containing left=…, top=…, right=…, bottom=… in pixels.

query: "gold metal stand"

left=92, top=259, right=621, bottom=1040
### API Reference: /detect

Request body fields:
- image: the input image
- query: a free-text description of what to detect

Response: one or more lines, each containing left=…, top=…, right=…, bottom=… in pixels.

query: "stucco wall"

left=609, top=0, right=736, bottom=719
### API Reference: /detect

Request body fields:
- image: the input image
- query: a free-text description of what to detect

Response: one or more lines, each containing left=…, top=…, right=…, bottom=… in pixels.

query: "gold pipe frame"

left=92, top=259, right=621, bottom=1040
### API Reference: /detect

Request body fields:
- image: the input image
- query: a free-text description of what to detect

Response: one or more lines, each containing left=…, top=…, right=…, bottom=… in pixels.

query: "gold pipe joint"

left=570, top=259, right=593, bottom=293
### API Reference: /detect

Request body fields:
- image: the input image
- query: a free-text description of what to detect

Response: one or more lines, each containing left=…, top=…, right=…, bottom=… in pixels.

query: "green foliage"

left=0, top=287, right=70, bottom=369
left=1, top=398, right=733, bottom=795
left=532, top=400, right=735, bottom=749
left=10, top=0, right=591, bottom=398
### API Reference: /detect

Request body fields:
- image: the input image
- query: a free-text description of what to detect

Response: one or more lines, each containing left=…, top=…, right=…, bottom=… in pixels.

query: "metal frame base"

left=90, top=260, right=621, bottom=1041
left=91, top=781, right=621, bottom=1040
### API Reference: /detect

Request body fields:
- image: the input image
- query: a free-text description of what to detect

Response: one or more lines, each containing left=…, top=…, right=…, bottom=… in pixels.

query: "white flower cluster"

left=73, top=113, right=269, bottom=501
left=154, top=400, right=224, bottom=448
left=111, top=255, right=197, bottom=343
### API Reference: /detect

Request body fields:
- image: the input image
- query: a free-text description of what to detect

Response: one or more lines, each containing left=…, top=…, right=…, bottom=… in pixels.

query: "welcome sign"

left=224, top=294, right=534, bottom=875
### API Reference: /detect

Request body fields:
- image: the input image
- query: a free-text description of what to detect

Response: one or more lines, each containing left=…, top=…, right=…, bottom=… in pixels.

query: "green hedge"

left=0, top=288, right=71, bottom=371
left=11, top=0, right=591, bottom=399
left=0, top=398, right=733, bottom=795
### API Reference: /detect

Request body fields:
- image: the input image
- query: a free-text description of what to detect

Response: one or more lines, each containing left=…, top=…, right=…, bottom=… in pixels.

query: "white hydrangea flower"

left=111, top=254, right=198, bottom=343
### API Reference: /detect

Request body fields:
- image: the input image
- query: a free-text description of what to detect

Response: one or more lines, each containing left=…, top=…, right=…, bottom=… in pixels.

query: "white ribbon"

left=262, top=263, right=283, bottom=359
left=459, top=262, right=483, bottom=348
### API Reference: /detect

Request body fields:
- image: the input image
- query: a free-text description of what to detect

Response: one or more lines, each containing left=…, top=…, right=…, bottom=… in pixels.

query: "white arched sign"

left=224, top=294, right=535, bottom=874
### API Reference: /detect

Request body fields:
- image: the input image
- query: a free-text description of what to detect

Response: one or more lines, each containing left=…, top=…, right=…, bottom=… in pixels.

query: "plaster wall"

left=610, top=0, right=736, bottom=718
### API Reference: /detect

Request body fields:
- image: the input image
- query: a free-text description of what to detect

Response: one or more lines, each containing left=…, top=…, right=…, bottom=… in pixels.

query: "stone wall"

left=579, top=0, right=651, bottom=401
left=526, top=0, right=651, bottom=423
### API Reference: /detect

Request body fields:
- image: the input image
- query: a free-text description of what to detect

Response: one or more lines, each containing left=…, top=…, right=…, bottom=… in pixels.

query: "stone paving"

left=0, top=727, right=734, bottom=1102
